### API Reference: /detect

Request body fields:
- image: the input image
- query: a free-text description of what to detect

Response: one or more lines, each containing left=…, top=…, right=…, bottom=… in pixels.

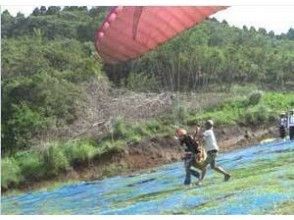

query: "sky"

left=1, top=1, right=294, bottom=34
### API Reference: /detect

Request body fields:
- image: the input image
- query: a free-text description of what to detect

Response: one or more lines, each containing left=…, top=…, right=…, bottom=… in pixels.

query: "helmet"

left=175, top=128, right=187, bottom=138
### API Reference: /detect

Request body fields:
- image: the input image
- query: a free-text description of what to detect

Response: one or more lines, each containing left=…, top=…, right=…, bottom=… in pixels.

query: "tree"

left=287, top=28, right=294, bottom=40
left=46, top=6, right=61, bottom=15
left=222, top=19, right=228, bottom=25
left=242, top=25, right=248, bottom=32
left=1, top=10, right=13, bottom=37
left=258, top=27, right=267, bottom=35
left=32, top=7, right=41, bottom=16
left=249, top=26, right=256, bottom=32
left=89, top=7, right=99, bottom=17
left=268, top=30, right=275, bottom=38
left=40, top=6, right=47, bottom=15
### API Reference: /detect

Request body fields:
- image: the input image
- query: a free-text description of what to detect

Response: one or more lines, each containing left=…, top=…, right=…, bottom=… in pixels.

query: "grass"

left=187, top=91, right=294, bottom=126
left=2, top=90, right=294, bottom=191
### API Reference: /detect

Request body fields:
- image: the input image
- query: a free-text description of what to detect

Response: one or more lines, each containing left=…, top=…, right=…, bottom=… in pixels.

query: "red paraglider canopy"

left=95, top=6, right=227, bottom=64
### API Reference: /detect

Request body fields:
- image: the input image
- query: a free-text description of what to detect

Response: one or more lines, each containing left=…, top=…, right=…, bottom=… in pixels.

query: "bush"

left=243, top=105, right=270, bottom=125
left=42, top=143, right=69, bottom=177
left=247, top=90, right=263, bottom=106
left=2, top=103, right=47, bottom=152
left=112, top=118, right=127, bottom=139
left=145, top=120, right=161, bottom=133
left=96, top=140, right=124, bottom=156
left=14, top=151, right=45, bottom=181
left=1, top=157, right=22, bottom=189
left=63, top=140, right=96, bottom=165
left=112, top=118, right=138, bottom=141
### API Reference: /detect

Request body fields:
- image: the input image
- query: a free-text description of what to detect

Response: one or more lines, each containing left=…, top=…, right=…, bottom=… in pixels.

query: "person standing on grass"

left=288, top=109, right=294, bottom=140
left=278, top=112, right=287, bottom=140
left=200, top=120, right=231, bottom=183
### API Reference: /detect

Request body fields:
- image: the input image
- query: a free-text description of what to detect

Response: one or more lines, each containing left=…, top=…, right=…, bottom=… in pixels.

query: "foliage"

left=1, top=29, right=104, bottom=153
left=14, top=151, right=45, bottom=181
left=247, top=90, right=263, bottom=106
left=63, top=140, right=96, bottom=165
left=1, top=158, right=22, bottom=189
left=43, top=143, right=70, bottom=177
left=124, top=72, right=160, bottom=92
left=187, top=92, right=294, bottom=126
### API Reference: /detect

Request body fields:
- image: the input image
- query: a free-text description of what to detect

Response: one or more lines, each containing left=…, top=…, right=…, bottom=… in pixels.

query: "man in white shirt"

left=278, top=112, right=287, bottom=139
left=201, top=120, right=231, bottom=182
left=288, top=109, right=294, bottom=140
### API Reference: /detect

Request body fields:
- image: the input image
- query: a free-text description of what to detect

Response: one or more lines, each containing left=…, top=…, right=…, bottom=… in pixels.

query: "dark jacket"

left=180, top=135, right=200, bottom=155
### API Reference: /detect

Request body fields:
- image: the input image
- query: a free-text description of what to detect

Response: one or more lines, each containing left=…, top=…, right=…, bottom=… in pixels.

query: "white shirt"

left=279, top=118, right=288, bottom=127
left=288, top=114, right=294, bottom=128
left=203, top=129, right=219, bottom=152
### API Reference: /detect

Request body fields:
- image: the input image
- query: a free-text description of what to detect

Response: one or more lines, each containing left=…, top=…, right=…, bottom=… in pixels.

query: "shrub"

left=112, top=118, right=128, bottom=139
left=14, top=151, right=45, bottom=181
left=1, top=157, right=22, bottom=189
left=96, top=140, right=124, bottom=156
left=145, top=120, right=161, bottom=133
left=63, top=140, right=96, bottom=165
left=247, top=90, right=263, bottom=106
left=243, top=105, right=270, bottom=125
left=42, top=143, right=69, bottom=177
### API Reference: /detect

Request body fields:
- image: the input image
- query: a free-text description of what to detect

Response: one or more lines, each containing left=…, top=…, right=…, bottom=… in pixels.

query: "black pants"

left=279, top=125, right=286, bottom=139
left=184, top=154, right=200, bottom=185
left=290, top=126, right=294, bottom=140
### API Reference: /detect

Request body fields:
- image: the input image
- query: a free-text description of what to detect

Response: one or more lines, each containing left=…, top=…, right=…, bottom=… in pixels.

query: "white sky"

left=1, top=1, right=294, bottom=34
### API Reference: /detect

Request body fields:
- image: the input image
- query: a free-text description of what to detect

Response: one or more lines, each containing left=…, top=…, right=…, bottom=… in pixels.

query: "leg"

left=200, top=167, right=207, bottom=181
left=280, top=126, right=287, bottom=139
left=190, top=168, right=200, bottom=179
left=290, top=127, right=294, bottom=140
left=199, top=153, right=213, bottom=182
left=209, top=152, right=231, bottom=181
left=184, top=157, right=192, bottom=185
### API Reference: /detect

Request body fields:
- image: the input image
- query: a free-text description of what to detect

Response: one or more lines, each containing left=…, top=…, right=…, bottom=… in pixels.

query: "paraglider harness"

left=192, top=134, right=207, bottom=169
left=181, top=134, right=207, bottom=169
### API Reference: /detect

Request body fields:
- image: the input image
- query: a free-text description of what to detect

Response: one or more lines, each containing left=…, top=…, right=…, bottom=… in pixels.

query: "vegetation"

left=2, top=90, right=293, bottom=190
left=1, top=7, right=294, bottom=190
left=187, top=91, right=294, bottom=126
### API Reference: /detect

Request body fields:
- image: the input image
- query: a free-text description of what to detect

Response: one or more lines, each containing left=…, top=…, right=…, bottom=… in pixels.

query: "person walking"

left=201, top=120, right=231, bottom=182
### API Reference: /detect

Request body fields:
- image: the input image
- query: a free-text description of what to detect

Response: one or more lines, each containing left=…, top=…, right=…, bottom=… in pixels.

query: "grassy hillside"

left=2, top=90, right=293, bottom=190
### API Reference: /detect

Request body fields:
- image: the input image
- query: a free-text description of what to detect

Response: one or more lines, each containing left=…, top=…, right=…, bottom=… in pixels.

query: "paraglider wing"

left=95, top=6, right=228, bottom=64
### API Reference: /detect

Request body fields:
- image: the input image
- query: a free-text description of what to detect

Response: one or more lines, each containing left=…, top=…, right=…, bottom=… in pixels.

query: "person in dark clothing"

left=176, top=128, right=204, bottom=186
left=288, top=109, right=294, bottom=140
left=278, top=112, right=287, bottom=139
